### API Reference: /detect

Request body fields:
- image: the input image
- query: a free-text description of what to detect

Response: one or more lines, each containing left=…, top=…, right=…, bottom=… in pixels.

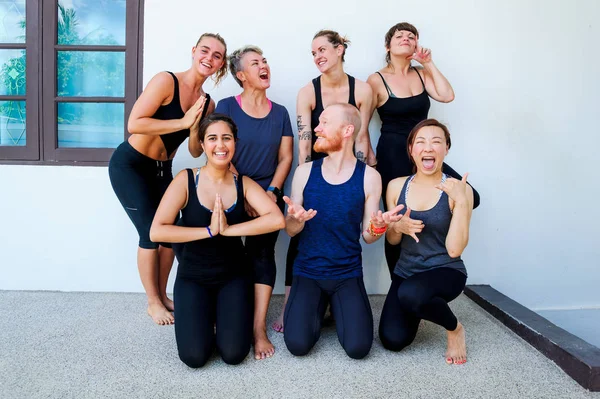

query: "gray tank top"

left=394, top=174, right=467, bottom=278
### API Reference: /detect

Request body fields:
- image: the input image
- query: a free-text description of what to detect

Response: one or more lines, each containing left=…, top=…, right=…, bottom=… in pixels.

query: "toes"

left=446, top=357, right=453, bottom=364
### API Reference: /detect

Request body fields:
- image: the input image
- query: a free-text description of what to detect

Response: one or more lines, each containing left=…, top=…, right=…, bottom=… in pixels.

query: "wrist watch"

left=267, top=186, right=282, bottom=198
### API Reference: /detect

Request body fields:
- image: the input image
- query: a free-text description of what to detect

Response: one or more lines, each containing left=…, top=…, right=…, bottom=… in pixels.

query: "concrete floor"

left=1, top=291, right=599, bottom=399
left=537, top=308, right=600, bottom=349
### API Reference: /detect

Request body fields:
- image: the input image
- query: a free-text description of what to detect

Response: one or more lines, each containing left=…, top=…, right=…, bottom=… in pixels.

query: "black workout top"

left=376, top=68, right=429, bottom=137
left=310, top=74, right=357, bottom=161
left=153, top=72, right=211, bottom=158
left=176, top=168, right=248, bottom=283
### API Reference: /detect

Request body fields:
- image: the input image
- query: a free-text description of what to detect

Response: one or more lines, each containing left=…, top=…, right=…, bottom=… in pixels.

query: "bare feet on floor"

left=445, top=322, right=466, bottom=364
left=272, top=312, right=284, bottom=333
left=162, top=296, right=174, bottom=312
left=147, top=301, right=174, bottom=325
left=254, top=328, right=275, bottom=360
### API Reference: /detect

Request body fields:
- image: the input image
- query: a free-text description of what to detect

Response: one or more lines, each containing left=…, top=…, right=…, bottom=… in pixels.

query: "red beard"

left=313, top=134, right=343, bottom=154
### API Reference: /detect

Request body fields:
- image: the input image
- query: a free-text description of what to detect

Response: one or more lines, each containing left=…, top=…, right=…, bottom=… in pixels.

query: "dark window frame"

left=0, top=0, right=144, bottom=166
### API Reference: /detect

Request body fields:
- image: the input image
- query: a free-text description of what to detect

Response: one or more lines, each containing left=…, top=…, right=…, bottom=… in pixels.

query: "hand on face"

left=182, top=95, right=207, bottom=129
left=407, top=44, right=432, bottom=65
left=283, top=196, right=317, bottom=223
left=392, top=207, right=424, bottom=243
left=435, top=173, right=470, bottom=205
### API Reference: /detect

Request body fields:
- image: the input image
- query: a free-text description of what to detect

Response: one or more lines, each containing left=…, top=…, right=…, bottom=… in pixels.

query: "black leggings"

left=108, top=141, right=173, bottom=249
left=284, top=275, right=373, bottom=359
left=379, top=267, right=466, bottom=352
left=173, top=275, right=253, bottom=368
left=383, top=163, right=480, bottom=276
left=245, top=197, right=284, bottom=287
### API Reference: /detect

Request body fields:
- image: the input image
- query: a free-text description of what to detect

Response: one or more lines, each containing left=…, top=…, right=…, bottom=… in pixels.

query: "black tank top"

left=177, top=168, right=248, bottom=283
left=154, top=72, right=211, bottom=158
left=310, top=74, right=357, bottom=161
left=376, top=68, right=429, bottom=137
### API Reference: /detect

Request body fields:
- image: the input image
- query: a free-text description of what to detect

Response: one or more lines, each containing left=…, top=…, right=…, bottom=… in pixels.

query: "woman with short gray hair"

left=215, top=45, right=293, bottom=361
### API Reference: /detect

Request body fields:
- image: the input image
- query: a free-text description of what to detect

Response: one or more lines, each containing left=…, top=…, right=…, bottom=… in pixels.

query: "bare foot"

left=147, top=302, right=174, bottom=325
left=272, top=313, right=284, bottom=333
left=445, top=322, right=467, bottom=364
left=162, top=296, right=174, bottom=312
left=254, top=328, right=275, bottom=360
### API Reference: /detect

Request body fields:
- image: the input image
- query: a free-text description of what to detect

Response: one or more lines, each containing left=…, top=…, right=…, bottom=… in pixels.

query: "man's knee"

left=284, top=332, right=315, bottom=357
left=343, top=339, right=372, bottom=359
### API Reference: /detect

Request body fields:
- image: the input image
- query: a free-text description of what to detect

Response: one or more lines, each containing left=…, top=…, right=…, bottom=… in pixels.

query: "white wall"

left=1, top=0, right=599, bottom=310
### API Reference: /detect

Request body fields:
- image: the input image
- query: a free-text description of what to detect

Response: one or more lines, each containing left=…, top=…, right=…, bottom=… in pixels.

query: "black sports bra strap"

left=312, top=76, right=323, bottom=108
left=413, top=67, right=426, bottom=90
left=166, top=71, right=180, bottom=101
left=347, top=74, right=356, bottom=106
left=376, top=72, right=393, bottom=97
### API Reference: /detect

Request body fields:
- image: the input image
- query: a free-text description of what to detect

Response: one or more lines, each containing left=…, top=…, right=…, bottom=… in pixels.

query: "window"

left=0, top=0, right=143, bottom=165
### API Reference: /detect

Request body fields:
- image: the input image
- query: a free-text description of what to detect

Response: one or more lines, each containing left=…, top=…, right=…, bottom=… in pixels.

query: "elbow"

left=127, top=119, right=141, bottom=135
left=442, top=93, right=455, bottom=103
left=275, top=214, right=286, bottom=231
left=149, top=226, right=159, bottom=243
left=447, top=249, right=462, bottom=258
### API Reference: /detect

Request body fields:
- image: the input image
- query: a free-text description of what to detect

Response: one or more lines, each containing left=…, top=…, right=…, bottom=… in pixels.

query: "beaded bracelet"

left=368, top=221, right=387, bottom=237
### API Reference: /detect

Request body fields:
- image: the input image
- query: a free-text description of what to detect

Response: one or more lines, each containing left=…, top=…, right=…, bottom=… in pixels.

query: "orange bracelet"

left=369, top=221, right=387, bottom=236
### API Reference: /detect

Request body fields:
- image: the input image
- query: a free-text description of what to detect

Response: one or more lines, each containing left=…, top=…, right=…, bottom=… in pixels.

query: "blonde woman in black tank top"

left=273, top=29, right=376, bottom=333
left=108, top=34, right=227, bottom=326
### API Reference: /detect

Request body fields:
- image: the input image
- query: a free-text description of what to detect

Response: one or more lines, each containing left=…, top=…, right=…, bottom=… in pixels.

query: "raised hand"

left=283, top=196, right=317, bottom=223
left=182, top=95, right=207, bottom=129
left=209, top=193, right=221, bottom=236
left=436, top=173, right=470, bottom=204
left=407, top=44, right=432, bottom=65
left=217, top=194, right=229, bottom=234
left=391, top=207, right=424, bottom=243
left=370, top=204, right=405, bottom=228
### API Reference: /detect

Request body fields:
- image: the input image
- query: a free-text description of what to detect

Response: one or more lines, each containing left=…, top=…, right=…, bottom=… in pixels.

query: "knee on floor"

left=343, top=340, right=372, bottom=360
left=219, top=344, right=250, bottom=365
left=179, top=350, right=211, bottom=369
left=379, top=329, right=413, bottom=352
left=284, top=334, right=314, bottom=357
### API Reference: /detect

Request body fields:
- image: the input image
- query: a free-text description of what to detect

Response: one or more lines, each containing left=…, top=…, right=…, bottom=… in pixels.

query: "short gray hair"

left=229, top=45, right=263, bottom=87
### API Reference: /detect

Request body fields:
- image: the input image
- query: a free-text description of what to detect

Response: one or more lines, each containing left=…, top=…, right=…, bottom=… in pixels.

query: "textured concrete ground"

left=1, top=291, right=598, bottom=399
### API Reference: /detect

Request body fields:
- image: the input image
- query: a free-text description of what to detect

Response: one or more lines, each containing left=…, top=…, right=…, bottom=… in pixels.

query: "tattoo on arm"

left=356, top=151, right=366, bottom=163
left=297, top=115, right=311, bottom=140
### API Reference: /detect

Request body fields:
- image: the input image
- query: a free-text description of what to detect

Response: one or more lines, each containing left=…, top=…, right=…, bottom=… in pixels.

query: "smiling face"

left=201, top=121, right=236, bottom=166
left=313, top=107, right=344, bottom=153
left=387, top=29, right=417, bottom=58
left=409, top=125, right=449, bottom=175
left=311, top=36, right=343, bottom=73
left=237, top=51, right=270, bottom=90
left=192, top=37, right=226, bottom=78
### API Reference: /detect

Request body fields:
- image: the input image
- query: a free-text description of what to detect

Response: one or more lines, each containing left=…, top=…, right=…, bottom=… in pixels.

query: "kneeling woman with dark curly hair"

left=150, top=114, right=285, bottom=367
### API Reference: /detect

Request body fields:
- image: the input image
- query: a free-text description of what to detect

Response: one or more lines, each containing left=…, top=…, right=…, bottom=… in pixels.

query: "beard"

left=313, top=134, right=343, bottom=154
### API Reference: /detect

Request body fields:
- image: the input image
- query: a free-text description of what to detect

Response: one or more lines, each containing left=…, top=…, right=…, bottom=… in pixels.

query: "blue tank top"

left=394, top=174, right=467, bottom=278
left=154, top=72, right=211, bottom=158
left=294, top=158, right=366, bottom=279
